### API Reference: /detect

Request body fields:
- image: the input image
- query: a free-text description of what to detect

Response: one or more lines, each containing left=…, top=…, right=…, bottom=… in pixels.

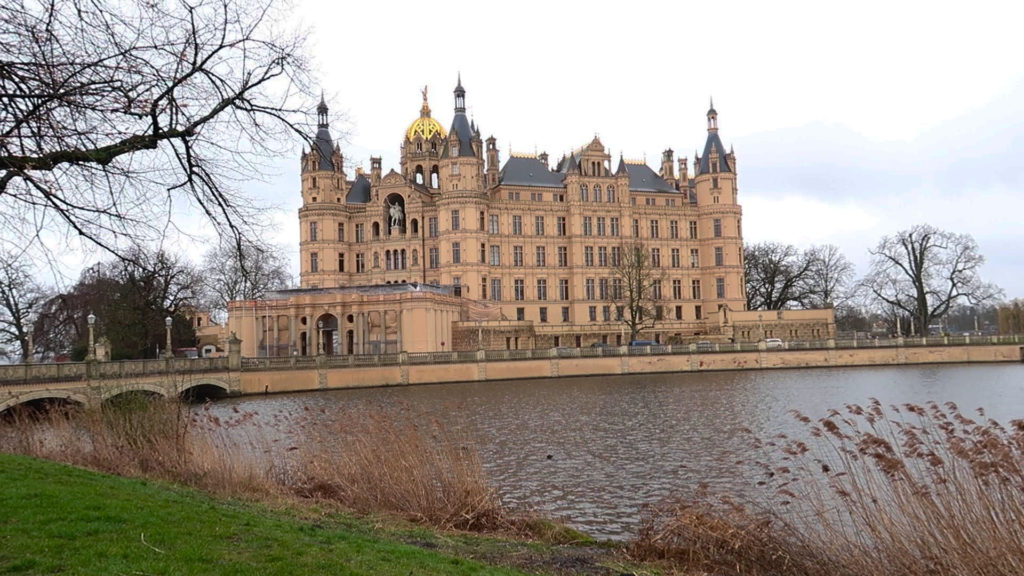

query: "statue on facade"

left=388, top=199, right=404, bottom=229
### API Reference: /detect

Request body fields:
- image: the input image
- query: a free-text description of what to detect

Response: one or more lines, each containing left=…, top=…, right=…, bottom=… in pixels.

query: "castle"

left=226, top=78, right=834, bottom=356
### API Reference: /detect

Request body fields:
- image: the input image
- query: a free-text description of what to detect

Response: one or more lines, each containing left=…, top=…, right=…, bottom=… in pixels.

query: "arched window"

left=580, top=184, right=589, bottom=202
left=430, top=165, right=439, bottom=188
left=401, top=249, right=407, bottom=269
left=431, top=142, right=437, bottom=152
left=415, top=165, right=424, bottom=185
left=593, top=185, right=602, bottom=202
left=385, top=250, right=392, bottom=270
left=607, top=185, right=615, bottom=203
left=410, top=218, right=419, bottom=235
left=416, top=142, right=422, bottom=152
left=372, top=222, right=380, bottom=238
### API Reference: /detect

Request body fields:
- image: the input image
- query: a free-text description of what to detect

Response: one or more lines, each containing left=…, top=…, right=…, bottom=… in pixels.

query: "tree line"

left=0, top=243, right=290, bottom=361
left=744, top=224, right=1003, bottom=336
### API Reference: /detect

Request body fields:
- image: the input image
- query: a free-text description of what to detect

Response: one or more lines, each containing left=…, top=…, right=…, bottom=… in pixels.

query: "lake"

left=203, top=363, right=1024, bottom=538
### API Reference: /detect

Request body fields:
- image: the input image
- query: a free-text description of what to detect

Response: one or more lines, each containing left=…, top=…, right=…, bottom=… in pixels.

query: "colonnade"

left=255, top=308, right=406, bottom=357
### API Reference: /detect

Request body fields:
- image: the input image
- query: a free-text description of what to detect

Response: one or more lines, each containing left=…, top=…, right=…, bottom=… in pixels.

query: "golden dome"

left=405, top=86, right=446, bottom=141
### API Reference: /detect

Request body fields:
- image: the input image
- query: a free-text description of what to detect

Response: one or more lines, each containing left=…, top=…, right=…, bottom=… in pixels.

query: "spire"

left=453, top=73, right=466, bottom=113
left=317, top=91, right=329, bottom=128
left=616, top=153, right=628, bottom=175
left=707, top=96, right=718, bottom=133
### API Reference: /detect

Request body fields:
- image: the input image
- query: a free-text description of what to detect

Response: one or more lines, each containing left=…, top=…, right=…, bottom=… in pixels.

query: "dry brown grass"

left=630, top=399, right=1024, bottom=576
left=0, top=394, right=509, bottom=532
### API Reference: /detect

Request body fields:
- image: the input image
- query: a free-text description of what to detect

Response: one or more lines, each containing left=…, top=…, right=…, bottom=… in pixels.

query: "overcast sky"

left=149, top=0, right=1019, bottom=299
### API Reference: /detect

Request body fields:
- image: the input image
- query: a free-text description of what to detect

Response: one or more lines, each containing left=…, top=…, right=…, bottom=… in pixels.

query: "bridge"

left=2, top=335, right=1022, bottom=413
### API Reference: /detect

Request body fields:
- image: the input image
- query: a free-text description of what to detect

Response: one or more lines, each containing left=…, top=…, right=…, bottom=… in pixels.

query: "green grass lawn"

left=0, top=454, right=530, bottom=575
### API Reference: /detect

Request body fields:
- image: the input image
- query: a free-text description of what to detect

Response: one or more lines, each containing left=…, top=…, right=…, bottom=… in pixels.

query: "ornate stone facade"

left=227, top=77, right=833, bottom=356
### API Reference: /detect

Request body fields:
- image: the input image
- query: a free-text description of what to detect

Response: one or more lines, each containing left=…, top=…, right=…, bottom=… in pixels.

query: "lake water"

left=204, top=363, right=1024, bottom=538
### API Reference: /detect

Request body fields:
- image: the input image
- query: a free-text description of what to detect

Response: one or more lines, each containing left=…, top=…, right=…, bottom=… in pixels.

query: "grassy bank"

left=0, top=454, right=634, bottom=575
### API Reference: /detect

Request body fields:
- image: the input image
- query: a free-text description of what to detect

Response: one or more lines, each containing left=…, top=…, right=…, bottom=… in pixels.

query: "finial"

left=422, top=85, right=428, bottom=103
left=709, top=95, right=714, bottom=110
left=457, top=72, right=463, bottom=89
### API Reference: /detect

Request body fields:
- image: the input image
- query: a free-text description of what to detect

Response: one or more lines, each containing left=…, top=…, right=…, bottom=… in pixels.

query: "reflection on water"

left=204, top=363, right=1024, bottom=539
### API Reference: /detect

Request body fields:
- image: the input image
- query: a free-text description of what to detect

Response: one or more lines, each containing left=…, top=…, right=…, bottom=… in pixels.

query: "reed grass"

left=0, top=394, right=508, bottom=532
left=630, top=399, right=1024, bottom=576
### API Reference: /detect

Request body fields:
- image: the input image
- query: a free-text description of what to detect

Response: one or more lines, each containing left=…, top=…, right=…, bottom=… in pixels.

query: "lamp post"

left=164, top=316, right=173, bottom=358
left=317, top=320, right=324, bottom=355
left=86, top=312, right=96, bottom=361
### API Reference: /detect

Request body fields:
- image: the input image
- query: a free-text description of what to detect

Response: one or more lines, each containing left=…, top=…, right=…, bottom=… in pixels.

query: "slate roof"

left=499, top=156, right=566, bottom=187
left=697, top=131, right=731, bottom=175
left=346, top=173, right=371, bottom=203
left=443, top=112, right=474, bottom=158
left=622, top=162, right=678, bottom=193
left=311, top=127, right=335, bottom=171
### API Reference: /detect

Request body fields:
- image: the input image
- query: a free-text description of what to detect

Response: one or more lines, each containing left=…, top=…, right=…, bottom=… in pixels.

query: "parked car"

left=765, top=338, right=785, bottom=350
left=629, top=340, right=658, bottom=346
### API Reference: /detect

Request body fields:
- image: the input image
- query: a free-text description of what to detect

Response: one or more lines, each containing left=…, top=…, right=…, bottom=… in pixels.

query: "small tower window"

left=416, top=142, right=422, bottom=152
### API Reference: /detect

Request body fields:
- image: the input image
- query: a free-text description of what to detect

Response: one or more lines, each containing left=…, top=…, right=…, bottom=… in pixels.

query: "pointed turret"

left=446, top=75, right=474, bottom=158
left=305, top=92, right=336, bottom=172
left=697, top=104, right=730, bottom=175
left=615, top=154, right=628, bottom=176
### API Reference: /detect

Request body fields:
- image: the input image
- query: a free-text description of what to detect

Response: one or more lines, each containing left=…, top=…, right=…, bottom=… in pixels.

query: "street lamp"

left=317, top=320, right=324, bottom=355
left=164, top=316, right=173, bottom=358
left=86, top=312, right=96, bottom=361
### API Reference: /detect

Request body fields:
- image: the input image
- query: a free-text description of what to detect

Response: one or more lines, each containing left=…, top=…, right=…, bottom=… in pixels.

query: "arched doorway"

left=315, top=313, right=339, bottom=355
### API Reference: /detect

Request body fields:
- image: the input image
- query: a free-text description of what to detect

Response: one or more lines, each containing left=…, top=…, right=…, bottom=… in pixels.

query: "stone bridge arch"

left=0, top=389, right=90, bottom=414
left=178, top=378, right=235, bottom=401
left=101, top=382, right=171, bottom=404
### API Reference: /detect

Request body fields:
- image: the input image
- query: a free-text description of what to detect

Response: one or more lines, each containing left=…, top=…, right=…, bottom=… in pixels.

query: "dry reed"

left=0, top=394, right=509, bottom=532
left=630, top=399, right=1024, bottom=576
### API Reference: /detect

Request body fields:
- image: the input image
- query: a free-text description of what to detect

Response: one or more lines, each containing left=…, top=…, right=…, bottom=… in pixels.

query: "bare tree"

left=864, top=224, right=1001, bottom=335
left=0, top=0, right=317, bottom=260
left=0, top=251, right=49, bottom=361
left=803, top=244, right=855, bottom=308
left=744, top=242, right=813, bottom=310
left=611, top=242, right=665, bottom=343
left=200, top=240, right=291, bottom=322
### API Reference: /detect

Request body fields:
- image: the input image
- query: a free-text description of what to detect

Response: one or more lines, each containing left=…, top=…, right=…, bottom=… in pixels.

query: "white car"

left=765, top=338, right=785, bottom=350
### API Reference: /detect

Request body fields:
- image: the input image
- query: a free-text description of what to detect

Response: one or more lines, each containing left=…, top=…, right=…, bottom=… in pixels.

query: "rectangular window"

left=585, top=278, right=595, bottom=300
left=558, top=246, right=568, bottom=267
left=689, top=220, right=698, bottom=239
left=691, top=279, right=702, bottom=300
left=715, top=246, right=724, bottom=266
left=695, top=304, right=702, bottom=319
left=490, top=245, right=501, bottom=266
left=451, top=210, right=461, bottom=231
left=673, top=279, right=682, bottom=299
left=610, top=217, right=620, bottom=237
left=597, top=217, right=606, bottom=236
left=598, top=246, right=608, bottom=267
left=309, top=221, right=318, bottom=241
left=479, top=210, right=484, bottom=230
left=584, top=246, right=594, bottom=267
left=714, top=218, right=722, bottom=238
left=671, top=248, right=680, bottom=268
left=514, top=279, right=525, bottom=301
left=338, top=252, right=345, bottom=272
left=512, top=215, right=523, bottom=235
left=675, top=305, right=683, bottom=320
left=337, top=222, right=345, bottom=241
left=716, top=277, right=726, bottom=299
left=480, top=242, right=486, bottom=263
left=690, top=248, right=700, bottom=268
left=429, top=248, right=439, bottom=269
left=490, top=278, right=502, bottom=301
left=481, top=277, right=487, bottom=299
left=452, top=242, right=461, bottom=264
left=356, top=223, right=365, bottom=243
left=655, top=305, right=664, bottom=320
left=428, top=217, right=438, bottom=238
left=632, top=219, right=640, bottom=237
left=562, top=306, right=570, bottom=322
left=535, top=216, right=545, bottom=236
left=539, top=307, right=548, bottom=323
left=310, top=252, right=319, bottom=272
left=559, top=279, right=570, bottom=300
left=557, top=216, right=567, bottom=236
left=489, top=214, right=499, bottom=234
left=616, top=305, right=624, bottom=321
left=537, top=278, right=547, bottom=301
left=513, top=245, right=524, bottom=267
left=599, top=278, right=609, bottom=300
left=602, top=305, right=611, bottom=321
left=583, top=217, right=593, bottom=236
left=651, top=248, right=661, bottom=267
left=670, top=220, right=679, bottom=239
left=652, top=279, right=662, bottom=300
left=649, top=220, right=659, bottom=238
left=589, top=306, right=597, bottom=322
left=536, top=245, right=546, bottom=267
left=612, top=278, right=622, bottom=299
left=611, top=246, right=621, bottom=267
